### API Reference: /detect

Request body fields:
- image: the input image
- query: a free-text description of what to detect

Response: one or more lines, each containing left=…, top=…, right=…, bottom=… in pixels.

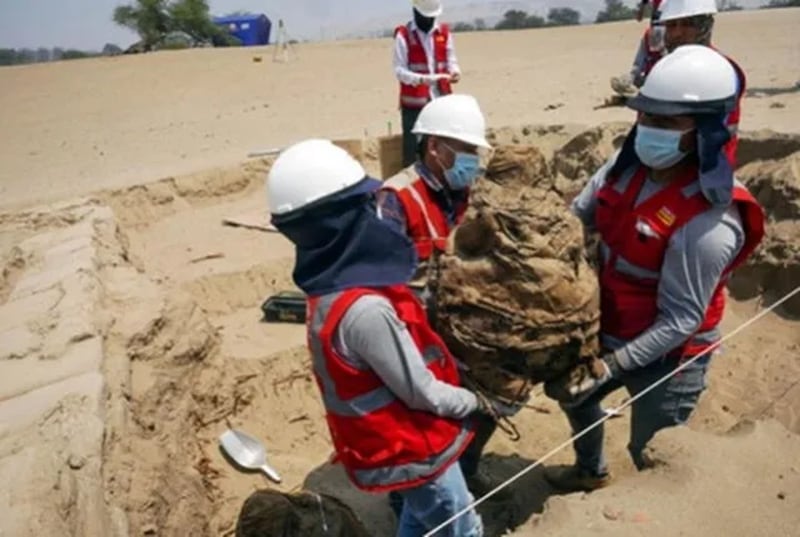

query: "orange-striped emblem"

left=656, top=207, right=676, bottom=227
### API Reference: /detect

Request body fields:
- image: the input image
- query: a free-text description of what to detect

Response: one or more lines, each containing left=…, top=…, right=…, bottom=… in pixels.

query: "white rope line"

left=424, top=285, right=800, bottom=536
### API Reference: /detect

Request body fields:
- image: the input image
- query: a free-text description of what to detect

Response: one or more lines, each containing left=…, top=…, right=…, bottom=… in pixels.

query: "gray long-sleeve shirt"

left=572, top=158, right=745, bottom=370
left=333, top=294, right=478, bottom=418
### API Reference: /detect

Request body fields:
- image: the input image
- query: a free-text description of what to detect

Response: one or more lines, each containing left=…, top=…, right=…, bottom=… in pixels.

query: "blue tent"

left=213, top=14, right=272, bottom=46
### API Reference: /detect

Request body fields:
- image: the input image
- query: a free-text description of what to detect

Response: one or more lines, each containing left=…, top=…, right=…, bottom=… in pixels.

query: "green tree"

left=36, top=47, right=51, bottom=62
left=452, top=21, right=476, bottom=32
left=495, top=10, right=547, bottom=30
left=113, top=0, right=238, bottom=50
left=595, top=0, right=637, bottom=23
left=17, top=48, right=36, bottom=64
left=103, top=43, right=124, bottom=55
left=113, top=0, right=172, bottom=51
left=764, top=0, right=800, bottom=6
left=169, top=0, right=235, bottom=45
left=0, top=48, right=18, bottom=66
left=525, top=14, right=546, bottom=27
left=495, top=10, right=529, bottom=30
left=474, top=18, right=487, bottom=31
left=62, top=49, right=93, bottom=60
left=548, top=7, right=581, bottom=26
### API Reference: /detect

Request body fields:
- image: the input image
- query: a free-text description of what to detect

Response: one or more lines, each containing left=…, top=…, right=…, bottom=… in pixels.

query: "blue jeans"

left=563, top=354, right=711, bottom=475
left=397, top=462, right=483, bottom=537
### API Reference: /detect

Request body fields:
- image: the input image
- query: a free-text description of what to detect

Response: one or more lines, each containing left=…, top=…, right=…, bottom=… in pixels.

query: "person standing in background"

left=394, top=0, right=461, bottom=167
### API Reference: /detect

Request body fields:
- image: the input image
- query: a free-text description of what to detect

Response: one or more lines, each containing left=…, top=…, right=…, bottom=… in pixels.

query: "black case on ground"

left=261, top=291, right=306, bottom=323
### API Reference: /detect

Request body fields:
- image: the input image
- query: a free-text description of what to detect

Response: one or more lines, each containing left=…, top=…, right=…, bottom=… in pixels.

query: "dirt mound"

left=736, top=130, right=800, bottom=169
left=103, top=278, right=266, bottom=535
left=730, top=152, right=800, bottom=316
left=551, top=122, right=629, bottom=188
left=95, top=157, right=274, bottom=229
left=511, top=420, right=800, bottom=537
left=432, top=145, right=600, bottom=402
left=739, top=152, right=800, bottom=221
left=487, top=125, right=577, bottom=158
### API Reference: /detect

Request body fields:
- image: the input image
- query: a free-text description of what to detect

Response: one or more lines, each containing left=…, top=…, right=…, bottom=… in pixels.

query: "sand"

left=1, top=8, right=799, bottom=537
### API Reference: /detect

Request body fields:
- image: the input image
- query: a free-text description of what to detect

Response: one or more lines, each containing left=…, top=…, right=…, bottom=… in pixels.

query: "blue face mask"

left=439, top=144, right=483, bottom=190
left=634, top=124, right=691, bottom=170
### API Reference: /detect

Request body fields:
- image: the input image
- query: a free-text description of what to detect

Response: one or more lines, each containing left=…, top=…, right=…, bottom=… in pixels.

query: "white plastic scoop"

left=219, top=429, right=282, bottom=483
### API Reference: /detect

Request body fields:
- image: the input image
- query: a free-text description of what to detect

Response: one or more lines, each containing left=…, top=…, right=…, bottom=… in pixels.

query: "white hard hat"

left=412, top=94, right=491, bottom=149
left=413, top=0, right=443, bottom=18
left=659, top=0, right=717, bottom=22
left=628, top=45, right=736, bottom=116
left=267, top=139, right=366, bottom=215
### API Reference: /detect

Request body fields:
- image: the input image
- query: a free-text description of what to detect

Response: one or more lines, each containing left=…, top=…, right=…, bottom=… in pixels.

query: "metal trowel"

left=219, top=429, right=282, bottom=483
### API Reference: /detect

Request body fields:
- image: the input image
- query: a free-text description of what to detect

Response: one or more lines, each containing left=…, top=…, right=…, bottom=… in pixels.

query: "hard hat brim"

left=411, top=127, right=492, bottom=149
left=659, top=10, right=716, bottom=22
left=627, top=93, right=735, bottom=116
left=414, top=6, right=443, bottom=17
left=271, top=176, right=378, bottom=220
left=318, top=176, right=381, bottom=206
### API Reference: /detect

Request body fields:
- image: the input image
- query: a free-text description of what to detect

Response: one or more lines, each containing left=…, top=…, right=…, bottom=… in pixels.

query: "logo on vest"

left=655, top=207, right=676, bottom=227
left=635, top=218, right=660, bottom=239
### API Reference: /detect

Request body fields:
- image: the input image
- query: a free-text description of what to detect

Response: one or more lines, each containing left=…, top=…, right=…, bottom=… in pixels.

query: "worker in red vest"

left=394, top=0, right=461, bottom=167
left=658, top=0, right=746, bottom=166
left=636, top=0, right=664, bottom=22
left=378, top=94, right=490, bottom=273
left=377, top=94, right=516, bottom=506
left=632, top=0, right=667, bottom=86
left=612, top=0, right=665, bottom=96
left=267, top=139, right=491, bottom=536
left=544, top=46, right=765, bottom=492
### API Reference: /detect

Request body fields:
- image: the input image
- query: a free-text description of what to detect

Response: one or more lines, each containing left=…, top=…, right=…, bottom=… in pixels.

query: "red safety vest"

left=642, top=27, right=666, bottom=76
left=594, top=165, right=764, bottom=357
left=306, top=286, right=473, bottom=492
left=382, top=171, right=466, bottom=261
left=395, top=23, right=453, bottom=109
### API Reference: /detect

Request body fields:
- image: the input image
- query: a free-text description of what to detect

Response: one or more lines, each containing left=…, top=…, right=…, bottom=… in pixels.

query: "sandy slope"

left=0, top=9, right=798, bottom=209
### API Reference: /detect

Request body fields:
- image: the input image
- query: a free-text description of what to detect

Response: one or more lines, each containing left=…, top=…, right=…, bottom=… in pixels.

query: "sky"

left=0, top=0, right=766, bottom=51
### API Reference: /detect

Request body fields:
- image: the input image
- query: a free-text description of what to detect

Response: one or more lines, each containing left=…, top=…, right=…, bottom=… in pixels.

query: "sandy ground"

left=1, top=9, right=799, bottom=210
left=1, top=8, right=799, bottom=537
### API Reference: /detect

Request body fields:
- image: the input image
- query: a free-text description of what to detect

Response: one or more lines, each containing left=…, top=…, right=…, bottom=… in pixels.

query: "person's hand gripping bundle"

left=474, top=390, right=521, bottom=420
left=472, top=389, right=523, bottom=441
left=544, top=352, right=623, bottom=407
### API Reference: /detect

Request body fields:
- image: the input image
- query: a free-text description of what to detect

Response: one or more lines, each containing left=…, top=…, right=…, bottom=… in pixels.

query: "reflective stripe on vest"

left=595, top=165, right=765, bottom=357
left=309, top=292, right=441, bottom=414
left=396, top=23, right=453, bottom=109
left=382, top=171, right=451, bottom=260
left=406, top=181, right=444, bottom=241
left=352, top=426, right=473, bottom=488
left=307, top=287, right=473, bottom=491
left=400, top=95, right=430, bottom=108
left=598, top=239, right=722, bottom=354
left=308, top=295, right=396, bottom=417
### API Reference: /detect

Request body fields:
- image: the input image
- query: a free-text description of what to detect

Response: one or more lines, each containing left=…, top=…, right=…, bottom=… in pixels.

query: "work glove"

left=544, top=353, right=623, bottom=408
left=474, top=391, right=523, bottom=419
